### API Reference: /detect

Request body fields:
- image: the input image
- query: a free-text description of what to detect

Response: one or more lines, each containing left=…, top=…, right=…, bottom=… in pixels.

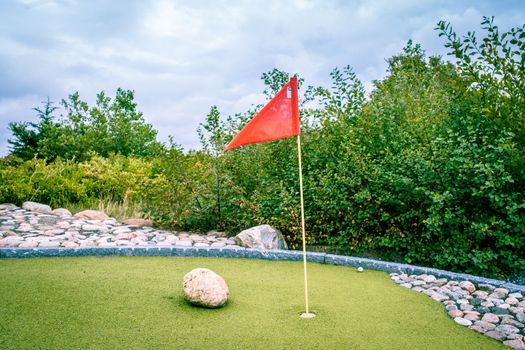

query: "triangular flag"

left=225, top=77, right=300, bottom=150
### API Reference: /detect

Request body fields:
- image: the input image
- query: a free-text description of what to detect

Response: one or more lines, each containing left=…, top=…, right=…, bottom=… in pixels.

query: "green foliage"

left=8, top=89, right=164, bottom=161
left=436, top=16, right=525, bottom=143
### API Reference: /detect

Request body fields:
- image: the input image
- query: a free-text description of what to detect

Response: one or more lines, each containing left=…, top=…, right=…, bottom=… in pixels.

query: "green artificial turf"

left=0, top=257, right=505, bottom=350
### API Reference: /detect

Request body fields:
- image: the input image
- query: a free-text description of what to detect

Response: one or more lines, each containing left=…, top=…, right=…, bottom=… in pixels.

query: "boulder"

left=182, top=268, right=229, bottom=308
left=51, top=208, right=72, bottom=216
left=22, top=201, right=52, bottom=214
left=122, top=218, right=153, bottom=227
left=74, top=210, right=109, bottom=221
left=234, top=224, right=288, bottom=250
left=0, top=203, right=17, bottom=210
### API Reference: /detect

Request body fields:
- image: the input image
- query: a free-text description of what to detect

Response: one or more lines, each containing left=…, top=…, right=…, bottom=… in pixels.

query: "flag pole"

left=297, top=135, right=314, bottom=319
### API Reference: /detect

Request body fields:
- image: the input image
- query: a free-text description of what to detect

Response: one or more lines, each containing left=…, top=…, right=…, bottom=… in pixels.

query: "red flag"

left=224, top=77, right=300, bottom=150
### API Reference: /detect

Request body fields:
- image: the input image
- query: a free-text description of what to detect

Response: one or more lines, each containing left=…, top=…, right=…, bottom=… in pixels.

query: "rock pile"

left=391, top=272, right=525, bottom=349
left=0, top=203, right=240, bottom=249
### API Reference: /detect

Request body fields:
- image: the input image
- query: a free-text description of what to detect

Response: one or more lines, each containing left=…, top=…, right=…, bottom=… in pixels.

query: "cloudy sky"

left=1, top=0, right=524, bottom=155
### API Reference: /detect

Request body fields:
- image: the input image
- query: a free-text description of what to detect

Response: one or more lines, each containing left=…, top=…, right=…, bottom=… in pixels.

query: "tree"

left=7, top=89, right=164, bottom=161
left=436, top=16, right=525, bottom=144
left=8, top=98, right=59, bottom=159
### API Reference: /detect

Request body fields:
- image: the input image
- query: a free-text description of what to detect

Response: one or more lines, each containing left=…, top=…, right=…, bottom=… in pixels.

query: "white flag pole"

left=297, top=135, right=315, bottom=319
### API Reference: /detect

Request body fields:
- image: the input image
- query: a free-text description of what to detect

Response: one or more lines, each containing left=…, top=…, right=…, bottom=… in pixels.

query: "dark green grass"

left=0, top=257, right=504, bottom=349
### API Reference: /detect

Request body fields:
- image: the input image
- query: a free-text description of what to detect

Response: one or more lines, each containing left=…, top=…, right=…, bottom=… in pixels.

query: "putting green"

left=0, top=257, right=504, bottom=349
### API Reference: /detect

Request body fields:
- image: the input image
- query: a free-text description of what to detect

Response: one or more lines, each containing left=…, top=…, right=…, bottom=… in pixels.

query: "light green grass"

left=0, top=257, right=504, bottom=350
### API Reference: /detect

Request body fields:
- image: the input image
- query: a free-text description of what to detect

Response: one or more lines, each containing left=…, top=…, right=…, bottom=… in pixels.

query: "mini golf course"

left=0, top=257, right=505, bottom=349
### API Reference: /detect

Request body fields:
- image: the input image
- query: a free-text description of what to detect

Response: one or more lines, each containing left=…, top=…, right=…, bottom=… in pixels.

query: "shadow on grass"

left=163, top=294, right=234, bottom=314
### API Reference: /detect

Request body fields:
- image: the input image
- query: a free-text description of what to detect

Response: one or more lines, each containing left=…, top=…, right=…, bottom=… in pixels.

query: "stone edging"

left=1, top=246, right=524, bottom=293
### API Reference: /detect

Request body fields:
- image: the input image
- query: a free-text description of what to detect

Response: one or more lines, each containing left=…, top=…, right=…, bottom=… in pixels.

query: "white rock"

left=18, top=241, right=39, bottom=248
left=454, top=317, right=473, bottom=327
left=431, top=292, right=449, bottom=302
left=22, top=201, right=52, bottom=214
left=182, top=268, right=229, bottom=308
left=421, top=275, right=437, bottom=283
left=82, top=224, right=107, bottom=231
left=38, top=240, right=61, bottom=247
left=176, top=240, right=193, bottom=247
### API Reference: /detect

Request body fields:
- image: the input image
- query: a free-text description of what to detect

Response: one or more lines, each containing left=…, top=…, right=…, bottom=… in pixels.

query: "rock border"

left=1, top=246, right=524, bottom=293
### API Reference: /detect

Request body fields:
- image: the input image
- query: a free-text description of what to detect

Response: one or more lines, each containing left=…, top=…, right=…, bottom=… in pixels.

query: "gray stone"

left=419, top=274, right=437, bottom=283
left=448, top=310, right=463, bottom=318
left=493, top=288, right=510, bottom=299
left=412, top=280, right=426, bottom=286
left=43, top=229, right=65, bottom=236
left=82, top=224, right=106, bottom=231
left=485, top=330, right=507, bottom=341
left=495, top=324, right=520, bottom=335
left=460, top=303, right=474, bottom=311
left=176, top=240, right=193, bottom=247
left=481, top=313, right=500, bottom=323
left=38, top=241, right=61, bottom=247
left=431, top=292, right=449, bottom=302
left=503, top=339, right=525, bottom=350
left=234, top=224, right=288, bottom=250
left=459, top=281, right=476, bottom=293
left=22, top=201, right=52, bottom=214
left=502, top=318, right=524, bottom=329
left=445, top=304, right=458, bottom=312
left=471, top=321, right=496, bottom=333
left=506, top=297, right=520, bottom=306
left=517, top=313, right=525, bottom=323
left=18, top=241, right=39, bottom=248
left=463, top=313, right=480, bottom=321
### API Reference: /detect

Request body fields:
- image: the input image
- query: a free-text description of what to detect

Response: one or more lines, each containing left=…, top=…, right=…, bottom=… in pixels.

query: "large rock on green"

left=183, top=268, right=229, bottom=308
